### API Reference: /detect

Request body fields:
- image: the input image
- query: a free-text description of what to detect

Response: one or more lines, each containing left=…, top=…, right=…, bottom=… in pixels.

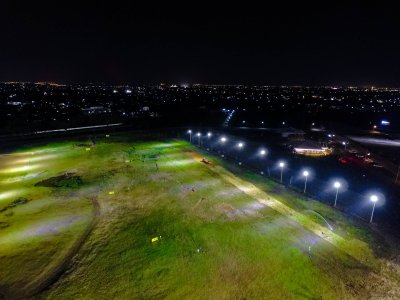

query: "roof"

left=293, top=140, right=324, bottom=150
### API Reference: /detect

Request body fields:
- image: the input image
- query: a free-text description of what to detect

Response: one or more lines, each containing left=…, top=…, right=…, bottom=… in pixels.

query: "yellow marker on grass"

left=108, top=191, right=115, bottom=195
left=151, top=237, right=159, bottom=243
left=106, top=134, right=110, bottom=138
left=86, top=148, right=91, bottom=151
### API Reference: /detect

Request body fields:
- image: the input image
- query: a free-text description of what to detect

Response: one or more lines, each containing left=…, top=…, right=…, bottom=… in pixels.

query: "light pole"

left=197, top=132, right=201, bottom=146
left=207, top=132, right=212, bottom=150
left=279, top=161, right=285, bottom=183
left=303, top=170, right=309, bottom=193
left=236, top=142, right=244, bottom=163
left=220, top=137, right=227, bottom=155
left=333, top=181, right=341, bottom=207
left=188, top=130, right=192, bottom=143
left=370, top=195, right=378, bottom=223
left=342, top=141, right=347, bottom=151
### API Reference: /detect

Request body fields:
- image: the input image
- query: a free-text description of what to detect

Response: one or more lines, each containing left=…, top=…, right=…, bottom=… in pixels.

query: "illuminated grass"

left=0, top=137, right=397, bottom=299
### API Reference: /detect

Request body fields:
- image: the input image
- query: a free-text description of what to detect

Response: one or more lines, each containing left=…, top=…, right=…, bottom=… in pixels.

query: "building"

left=293, top=141, right=330, bottom=156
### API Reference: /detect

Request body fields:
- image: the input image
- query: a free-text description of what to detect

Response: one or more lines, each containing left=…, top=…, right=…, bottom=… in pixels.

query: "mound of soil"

left=35, top=173, right=83, bottom=188
left=201, top=158, right=211, bottom=165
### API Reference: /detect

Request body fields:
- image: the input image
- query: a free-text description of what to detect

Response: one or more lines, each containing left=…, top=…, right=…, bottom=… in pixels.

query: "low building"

left=293, top=141, right=331, bottom=156
left=276, top=127, right=305, bottom=139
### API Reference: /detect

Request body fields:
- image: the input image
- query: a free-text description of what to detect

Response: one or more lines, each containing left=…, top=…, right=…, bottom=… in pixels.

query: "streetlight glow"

left=370, top=194, right=379, bottom=223
left=196, top=132, right=201, bottom=146
left=303, top=170, right=309, bottom=193
left=220, top=137, right=227, bottom=143
left=235, top=142, right=244, bottom=163
left=260, top=150, right=266, bottom=156
left=333, top=181, right=341, bottom=207
left=187, top=130, right=192, bottom=143
left=370, top=195, right=378, bottom=202
left=279, top=161, right=285, bottom=183
left=207, top=132, right=212, bottom=137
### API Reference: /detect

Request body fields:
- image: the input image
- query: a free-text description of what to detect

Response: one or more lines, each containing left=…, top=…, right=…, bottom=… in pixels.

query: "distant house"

left=293, top=141, right=330, bottom=156
left=276, top=127, right=305, bottom=139
left=81, top=106, right=105, bottom=115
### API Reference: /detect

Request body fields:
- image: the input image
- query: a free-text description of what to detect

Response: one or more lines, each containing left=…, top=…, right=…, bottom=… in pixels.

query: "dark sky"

left=1, top=1, right=400, bottom=86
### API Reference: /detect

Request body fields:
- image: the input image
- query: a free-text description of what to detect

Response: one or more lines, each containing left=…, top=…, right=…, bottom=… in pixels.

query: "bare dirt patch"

left=216, top=203, right=244, bottom=220
left=35, top=173, right=83, bottom=188
left=149, top=172, right=172, bottom=182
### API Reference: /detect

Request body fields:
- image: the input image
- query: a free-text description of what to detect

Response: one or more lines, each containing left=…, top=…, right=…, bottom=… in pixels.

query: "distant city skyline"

left=2, top=82, right=400, bottom=90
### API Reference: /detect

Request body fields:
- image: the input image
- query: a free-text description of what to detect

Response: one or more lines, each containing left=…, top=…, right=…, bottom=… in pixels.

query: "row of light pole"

left=187, top=129, right=381, bottom=223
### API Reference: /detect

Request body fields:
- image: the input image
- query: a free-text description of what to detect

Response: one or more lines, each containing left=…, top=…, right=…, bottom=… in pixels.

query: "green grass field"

left=0, top=135, right=399, bottom=299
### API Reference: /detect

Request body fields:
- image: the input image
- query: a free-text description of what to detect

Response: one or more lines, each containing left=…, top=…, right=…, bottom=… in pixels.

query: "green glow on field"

left=0, top=216, right=86, bottom=248
left=9, top=153, right=61, bottom=165
left=0, top=190, right=24, bottom=202
left=0, top=164, right=40, bottom=174
left=159, top=159, right=195, bottom=167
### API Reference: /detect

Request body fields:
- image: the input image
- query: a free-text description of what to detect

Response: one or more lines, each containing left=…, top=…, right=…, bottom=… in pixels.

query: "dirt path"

left=20, top=196, right=100, bottom=299
left=188, top=150, right=375, bottom=265
left=190, top=150, right=400, bottom=295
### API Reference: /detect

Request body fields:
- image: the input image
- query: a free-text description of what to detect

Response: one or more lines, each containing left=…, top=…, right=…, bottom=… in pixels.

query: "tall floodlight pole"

left=333, top=181, right=341, bottom=207
left=188, top=130, right=192, bottom=143
left=220, top=137, right=227, bottom=155
left=207, top=132, right=212, bottom=150
left=197, top=132, right=201, bottom=146
left=236, top=142, right=244, bottom=163
left=370, top=195, right=378, bottom=223
left=279, top=162, right=285, bottom=183
left=255, top=149, right=266, bottom=174
left=303, top=170, right=309, bottom=193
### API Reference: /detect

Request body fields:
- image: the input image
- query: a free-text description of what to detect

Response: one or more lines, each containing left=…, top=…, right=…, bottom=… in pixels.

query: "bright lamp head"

left=370, top=195, right=378, bottom=203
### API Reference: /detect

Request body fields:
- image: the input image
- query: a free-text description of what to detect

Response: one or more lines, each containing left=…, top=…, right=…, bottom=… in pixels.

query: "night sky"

left=1, top=1, right=400, bottom=86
